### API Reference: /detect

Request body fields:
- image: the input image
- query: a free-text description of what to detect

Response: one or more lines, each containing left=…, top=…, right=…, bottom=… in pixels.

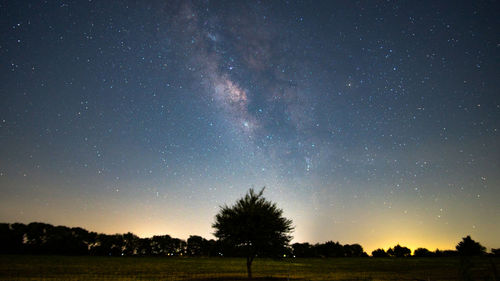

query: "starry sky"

left=1, top=0, right=499, bottom=253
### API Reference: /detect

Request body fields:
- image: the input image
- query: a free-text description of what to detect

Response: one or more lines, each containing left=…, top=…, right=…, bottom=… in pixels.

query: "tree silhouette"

left=372, top=248, right=389, bottom=257
left=434, top=249, right=458, bottom=257
left=212, top=188, right=293, bottom=279
left=414, top=247, right=433, bottom=257
left=344, top=243, right=366, bottom=257
left=123, top=232, right=140, bottom=256
left=292, top=242, right=315, bottom=257
left=492, top=248, right=500, bottom=257
left=387, top=244, right=411, bottom=257
left=187, top=235, right=204, bottom=256
left=316, top=241, right=344, bottom=257
left=456, top=235, right=486, bottom=256
left=0, top=223, right=25, bottom=254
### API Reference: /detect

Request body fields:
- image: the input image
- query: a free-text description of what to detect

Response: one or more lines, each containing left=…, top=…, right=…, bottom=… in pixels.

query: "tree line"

left=0, top=222, right=364, bottom=257
left=0, top=222, right=207, bottom=256
left=291, top=241, right=367, bottom=257
left=372, top=236, right=499, bottom=257
left=1, top=222, right=497, bottom=258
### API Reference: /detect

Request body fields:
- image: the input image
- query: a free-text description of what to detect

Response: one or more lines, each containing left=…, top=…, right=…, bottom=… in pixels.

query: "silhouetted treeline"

left=0, top=222, right=192, bottom=256
left=373, top=247, right=462, bottom=257
left=371, top=244, right=411, bottom=257
left=372, top=236, right=497, bottom=258
left=291, top=241, right=368, bottom=257
left=0, top=222, right=282, bottom=257
left=1, top=223, right=497, bottom=257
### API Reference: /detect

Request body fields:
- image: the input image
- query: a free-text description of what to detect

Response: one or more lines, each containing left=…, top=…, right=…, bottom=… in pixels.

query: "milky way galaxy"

left=1, top=1, right=499, bottom=253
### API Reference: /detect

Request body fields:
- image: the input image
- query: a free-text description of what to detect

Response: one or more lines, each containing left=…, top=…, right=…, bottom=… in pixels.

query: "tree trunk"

left=246, top=256, right=253, bottom=279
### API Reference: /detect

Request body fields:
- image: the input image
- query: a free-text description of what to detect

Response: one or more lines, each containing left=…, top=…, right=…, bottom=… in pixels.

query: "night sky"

left=1, top=1, right=499, bottom=253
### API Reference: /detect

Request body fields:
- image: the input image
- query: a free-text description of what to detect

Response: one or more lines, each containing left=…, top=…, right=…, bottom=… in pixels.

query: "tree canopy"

left=212, top=188, right=293, bottom=278
left=372, top=248, right=389, bottom=257
left=387, top=244, right=411, bottom=257
left=456, top=235, right=486, bottom=256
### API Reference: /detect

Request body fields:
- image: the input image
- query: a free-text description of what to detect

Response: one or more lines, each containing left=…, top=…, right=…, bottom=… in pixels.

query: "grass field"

left=0, top=255, right=498, bottom=280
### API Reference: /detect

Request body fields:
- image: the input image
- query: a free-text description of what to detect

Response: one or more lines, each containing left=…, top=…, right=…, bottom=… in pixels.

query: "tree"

left=292, top=242, right=314, bottom=257
left=123, top=232, right=140, bottom=255
left=187, top=235, right=205, bottom=256
left=150, top=235, right=172, bottom=255
left=388, top=244, right=411, bottom=257
left=456, top=235, right=486, bottom=256
left=0, top=223, right=24, bottom=254
left=137, top=238, right=152, bottom=255
left=414, top=248, right=433, bottom=257
left=372, top=248, right=389, bottom=257
left=434, top=249, right=458, bottom=257
left=492, top=248, right=500, bottom=257
left=317, top=241, right=344, bottom=257
left=213, top=188, right=293, bottom=279
left=344, top=244, right=365, bottom=257
left=92, top=234, right=124, bottom=256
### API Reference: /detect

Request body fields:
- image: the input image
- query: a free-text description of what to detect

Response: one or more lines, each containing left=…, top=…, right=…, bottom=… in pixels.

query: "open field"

left=0, top=255, right=498, bottom=281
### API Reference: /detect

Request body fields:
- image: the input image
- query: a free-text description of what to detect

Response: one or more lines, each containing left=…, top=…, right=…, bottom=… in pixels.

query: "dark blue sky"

left=1, top=0, right=499, bottom=252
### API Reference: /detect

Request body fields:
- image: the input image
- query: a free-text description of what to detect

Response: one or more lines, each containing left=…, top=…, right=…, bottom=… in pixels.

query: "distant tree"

left=344, top=244, right=365, bottom=257
left=186, top=237, right=220, bottom=256
left=25, top=222, right=53, bottom=253
left=372, top=248, right=389, bottom=257
left=123, top=232, right=140, bottom=255
left=71, top=227, right=94, bottom=254
left=492, top=248, right=500, bottom=257
left=435, top=249, right=458, bottom=257
left=137, top=238, right=152, bottom=255
left=444, top=250, right=459, bottom=256
left=203, top=239, right=220, bottom=257
left=187, top=235, right=205, bottom=256
left=171, top=238, right=187, bottom=256
left=93, top=234, right=124, bottom=256
left=10, top=223, right=28, bottom=253
left=387, top=247, right=394, bottom=256
left=213, top=188, right=293, bottom=279
left=0, top=224, right=12, bottom=253
left=316, top=241, right=345, bottom=257
left=150, top=235, right=172, bottom=255
left=456, top=235, right=486, bottom=256
left=291, top=242, right=367, bottom=258
left=45, top=225, right=88, bottom=255
left=0, top=223, right=24, bottom=254
left=388, top=244, right=411, bottom=257
left=414, top=248, right=433, bottom=257
left=292, top=242, right=314, bottom=257
left=149, top=235, right=186, bottom=256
